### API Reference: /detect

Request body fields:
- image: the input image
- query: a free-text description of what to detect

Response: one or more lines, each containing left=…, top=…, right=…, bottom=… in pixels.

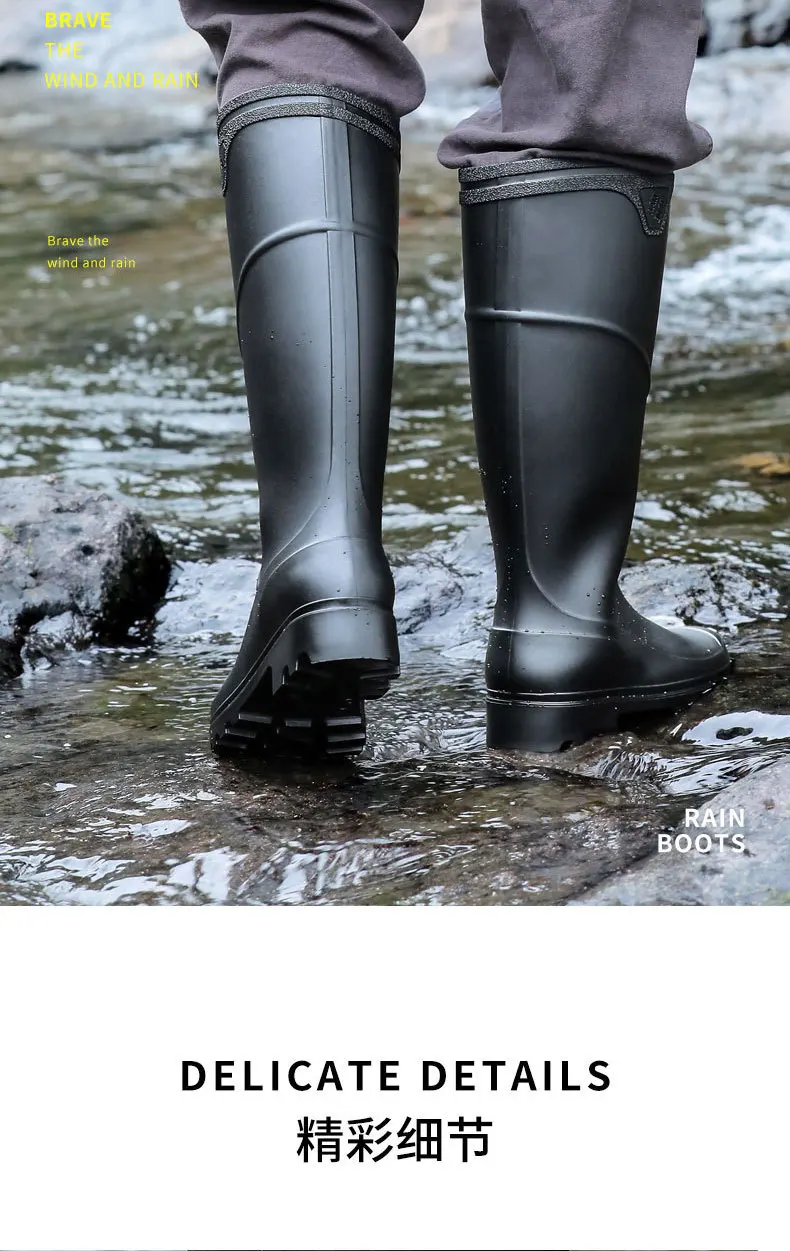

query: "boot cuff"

left=459, top=160, right=674, bottom=237
left=217, top=84, right=400, bottom=194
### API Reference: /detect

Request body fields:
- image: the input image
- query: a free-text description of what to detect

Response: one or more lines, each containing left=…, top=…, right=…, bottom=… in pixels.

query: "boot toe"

left=656, top=621, right=730, bottom=669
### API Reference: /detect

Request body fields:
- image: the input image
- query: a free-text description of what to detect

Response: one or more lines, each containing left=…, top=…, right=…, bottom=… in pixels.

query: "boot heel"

left=486, top=697, right=618, bottom=753
left=211, top=602, right=399, bottom=758
left=282, top=602, right=399, bottom=679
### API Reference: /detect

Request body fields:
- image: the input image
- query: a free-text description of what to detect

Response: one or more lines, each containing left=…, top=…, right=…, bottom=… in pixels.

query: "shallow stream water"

left=0, top=62, right=788, bottom=904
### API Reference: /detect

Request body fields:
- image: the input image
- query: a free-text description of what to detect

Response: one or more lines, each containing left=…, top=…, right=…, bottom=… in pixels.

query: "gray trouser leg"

left=179, top=0, right=426, bottom=116
left=440, top=0, right=711, bottom=171
left=180, top=0, right=711, bottom=173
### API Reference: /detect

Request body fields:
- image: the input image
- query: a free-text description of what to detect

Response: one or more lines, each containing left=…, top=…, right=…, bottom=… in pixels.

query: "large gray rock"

left=703, top=0, right=790, bottom=51
left=0, top=477, right=171, bottom=678
left=579, top=756, right=790, bottom=904
left=158, top=521, right=782, bottom=660
left=393, top=522, right=781, bottom=642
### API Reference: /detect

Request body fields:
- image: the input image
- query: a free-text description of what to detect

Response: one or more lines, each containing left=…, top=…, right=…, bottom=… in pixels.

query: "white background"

left=0, top=908, right=783, bottom=1251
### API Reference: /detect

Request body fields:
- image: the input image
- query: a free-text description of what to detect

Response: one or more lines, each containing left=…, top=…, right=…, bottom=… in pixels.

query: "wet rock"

left=0, top=58, right=36, bottom=75
left=619, top=558, right=781, bottom=629
left=153, top=532, right=784, bottom=784
left=157, top=556, right=258, bottom=662
left=0, top=717, right=667, bottom=905
left=22, top=611, right=82, bottom=667
left=577, top=755, right=790, bottom=904
left=392, top=544, right=468, bottom=638
left=394, top=522, right=780, bottom=639
left=151, top=543, right=462, bottom=656
left=158, top=521, right=780, bottom=663
left=0, top=477, right=171, bottom=678
left=227, top=791, right=665, bottom=906
left=703, top=0, right=790, bottom=52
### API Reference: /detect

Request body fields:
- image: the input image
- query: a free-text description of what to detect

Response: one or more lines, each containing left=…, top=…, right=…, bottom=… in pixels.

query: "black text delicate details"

left=181, top=1057, right=611, bottom=1164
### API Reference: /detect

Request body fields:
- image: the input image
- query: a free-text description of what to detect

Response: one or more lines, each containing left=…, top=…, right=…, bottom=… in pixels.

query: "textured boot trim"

left=217, top=84, right=400, bottom=194
left=458, top=157, right=583, bottom=183
left=459, top=161, right=675, bottom=237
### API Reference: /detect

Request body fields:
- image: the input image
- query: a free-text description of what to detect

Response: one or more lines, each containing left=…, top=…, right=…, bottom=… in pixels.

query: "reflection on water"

left=0, top=73, right=788, bottom=904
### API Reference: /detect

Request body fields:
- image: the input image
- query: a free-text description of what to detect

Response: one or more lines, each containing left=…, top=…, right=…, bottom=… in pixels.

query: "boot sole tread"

left=210, top=602, right=399, bottom=760
left=212, top=656, right=398, bottom=759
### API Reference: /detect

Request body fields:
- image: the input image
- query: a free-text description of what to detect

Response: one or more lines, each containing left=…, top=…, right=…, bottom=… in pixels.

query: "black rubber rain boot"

left=210, top=87, right=402, bottom=757
left=460, top=159, right=731, bottom=752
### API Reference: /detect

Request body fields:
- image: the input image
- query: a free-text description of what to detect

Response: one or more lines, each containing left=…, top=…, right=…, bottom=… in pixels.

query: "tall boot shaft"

left=461, top=160, right=672, bottom=631
left=221, top=87, right=400, bottom=561
left=461, top=162, right=729, bottom=750
left=209, top=91, right=402, bottom=757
